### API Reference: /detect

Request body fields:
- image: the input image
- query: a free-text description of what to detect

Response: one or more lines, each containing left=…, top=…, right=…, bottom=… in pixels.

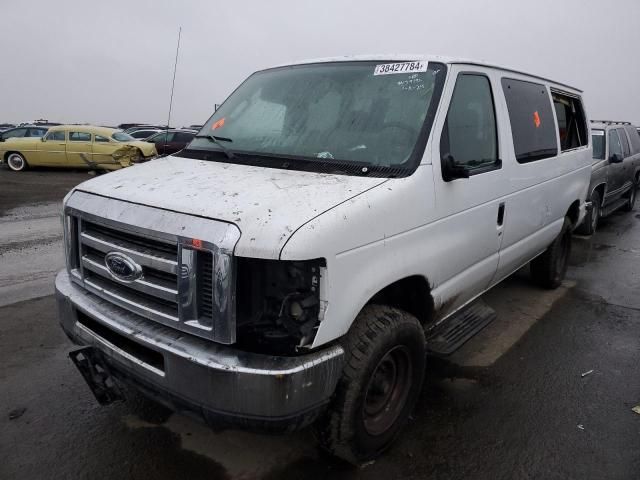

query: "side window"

left=46, top=131, right=65, bottom=141
left=175, top=132, right=195, bottom=143
left=95, top=135, right=110, bottom=143
left=69, top=131, right=91, bottom=142
left=625, top=126, right=640, bottom=154
left=501, top=78, right=558, bottom=163
left=28, top=128, right=46, bottom=137
left=618, top=128, right=631, bottom=158
left=440, top=74, right=498, bottom=172
left=591, top=130, right=605, bottom=160
left=552, top=92, right=587, bottom=151
left=3, top=128, right=27, bottom=139
left=608, top=130, right=623, bottom=158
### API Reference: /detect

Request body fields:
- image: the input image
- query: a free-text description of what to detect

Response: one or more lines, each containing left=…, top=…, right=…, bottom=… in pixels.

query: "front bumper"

left=55, top=270, right=344, bottom=432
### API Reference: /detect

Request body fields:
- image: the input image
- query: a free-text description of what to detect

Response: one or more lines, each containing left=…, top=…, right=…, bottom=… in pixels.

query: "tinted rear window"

left=502, top=78, right=558, bottom=163
left=592, top=130, right=605, bottom=160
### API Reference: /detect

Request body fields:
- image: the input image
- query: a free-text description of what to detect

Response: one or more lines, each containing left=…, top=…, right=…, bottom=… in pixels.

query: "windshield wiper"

left=195, top=134, right=236, bottom=159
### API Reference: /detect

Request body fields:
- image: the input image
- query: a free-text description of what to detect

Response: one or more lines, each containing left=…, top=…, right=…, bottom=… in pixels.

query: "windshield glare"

left=592, top=130, right=605, bottom=160
left=112, top=132, right=134, bottom=142
left=190, top=61, right=445, bottom=173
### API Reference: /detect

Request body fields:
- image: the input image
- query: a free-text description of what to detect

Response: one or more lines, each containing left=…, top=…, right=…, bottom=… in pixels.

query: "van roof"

left=273, top=54, right=582, bottom=93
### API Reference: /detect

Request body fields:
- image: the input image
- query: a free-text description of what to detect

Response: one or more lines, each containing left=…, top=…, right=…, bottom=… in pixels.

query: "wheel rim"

left=363, top=345, right=413, bottom=436
left=630, top=187, right=636, bottom=209
left=7, top=154, right=24, bottom=171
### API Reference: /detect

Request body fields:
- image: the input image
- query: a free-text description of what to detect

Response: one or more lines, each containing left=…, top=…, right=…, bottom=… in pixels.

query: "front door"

left=67, top=131, right=93, bottom=167
left=431, top=67, right=506, bottom=314
left=92, top=134, right=120, bottom=168
left=153, top=131, right=175, bottom=156
left=37, top=130, right=67, bottom=165
left=605, top=129, right=625, bottom=204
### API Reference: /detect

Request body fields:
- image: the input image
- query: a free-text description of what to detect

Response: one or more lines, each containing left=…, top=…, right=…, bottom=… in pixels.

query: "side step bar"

left=600, top=197, right=628, bottom=218
left=426, top=300, right=496, bottom=355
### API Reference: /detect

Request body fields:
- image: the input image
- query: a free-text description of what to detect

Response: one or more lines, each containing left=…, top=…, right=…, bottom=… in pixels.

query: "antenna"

left=164, top=26, right=182, bottom=155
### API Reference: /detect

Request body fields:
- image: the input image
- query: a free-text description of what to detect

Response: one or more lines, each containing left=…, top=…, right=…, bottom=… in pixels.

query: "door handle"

left=497, top=202, right=505, bottom=226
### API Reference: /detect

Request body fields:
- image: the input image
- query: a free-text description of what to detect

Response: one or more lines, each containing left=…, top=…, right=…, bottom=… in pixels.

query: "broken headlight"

left=235, top=257, right=324, bottom=355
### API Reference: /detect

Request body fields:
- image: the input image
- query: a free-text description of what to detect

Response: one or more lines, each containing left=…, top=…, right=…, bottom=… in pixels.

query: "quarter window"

left=2, top=128, right=27, bottom=139
left=69, top=131, right=91, bottom=142
left=552, top=92, right=587, bottom=151
left=440, top=74, right=498, bottom=172
left=608, top=130, right=623, bottom=159
left=95, top=135, right=110, bottom=143
left=618, top=128, right=630, bottom=158
left=502, top=78, right=558, bottom=163
left=624, top=125, right=640, bottom=154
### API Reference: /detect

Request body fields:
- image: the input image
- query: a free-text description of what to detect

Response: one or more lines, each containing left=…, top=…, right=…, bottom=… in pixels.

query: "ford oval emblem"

left=104, top=252, right=143, bottom=282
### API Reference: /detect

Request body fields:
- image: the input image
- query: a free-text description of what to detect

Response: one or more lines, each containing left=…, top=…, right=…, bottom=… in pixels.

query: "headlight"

left=235, top=257, right=325, bottom=355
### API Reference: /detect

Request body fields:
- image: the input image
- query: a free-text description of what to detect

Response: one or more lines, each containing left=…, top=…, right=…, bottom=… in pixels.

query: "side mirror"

left=609, top=153, right=623, bottom=164
left=442, top=154, right=470, bottom=181
left=41, top=137, right=46, bottom=142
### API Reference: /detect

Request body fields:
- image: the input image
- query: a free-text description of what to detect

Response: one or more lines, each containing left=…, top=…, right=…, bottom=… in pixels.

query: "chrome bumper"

left=55, top=270, right=344, bottom=430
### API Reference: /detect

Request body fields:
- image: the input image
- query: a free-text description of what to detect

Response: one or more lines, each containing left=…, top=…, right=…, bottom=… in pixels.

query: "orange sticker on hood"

left=211, top=118, right=225, bottom=130
left=533, top=111, right=541, bottom=128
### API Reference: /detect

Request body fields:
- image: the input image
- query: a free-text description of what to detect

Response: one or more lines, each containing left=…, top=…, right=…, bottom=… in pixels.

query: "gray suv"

left=577, top=121, right=640, bottom=234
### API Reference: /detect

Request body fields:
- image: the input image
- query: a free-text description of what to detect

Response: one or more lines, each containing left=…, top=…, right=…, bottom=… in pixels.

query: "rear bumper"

left=55, top=270, right=344, bottom=432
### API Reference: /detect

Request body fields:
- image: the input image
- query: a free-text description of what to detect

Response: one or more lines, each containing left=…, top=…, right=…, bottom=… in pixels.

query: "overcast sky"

left=2, top=0, right=639, bottom=127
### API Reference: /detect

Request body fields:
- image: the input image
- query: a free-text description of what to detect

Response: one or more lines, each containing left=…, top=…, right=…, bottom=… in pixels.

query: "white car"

left=55, top=55, right=591, bottom=462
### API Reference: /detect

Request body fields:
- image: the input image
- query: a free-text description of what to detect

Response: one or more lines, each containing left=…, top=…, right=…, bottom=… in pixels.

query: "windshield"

left=592, top=130, right=605, bottom=160
left=112, top=132, right=134, bottom=142
left=187, top=61, right=446, bottom=176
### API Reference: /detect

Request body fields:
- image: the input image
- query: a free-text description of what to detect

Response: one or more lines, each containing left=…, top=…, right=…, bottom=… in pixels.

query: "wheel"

left=530, top=216, right=572, bottom=289
left=314, top=305, right=426, bottom=464
left=6, top=152, right=28, bottom=172
left=622, top=180, right=637, bottom=212
left=576, top=190, right=601, bottom=235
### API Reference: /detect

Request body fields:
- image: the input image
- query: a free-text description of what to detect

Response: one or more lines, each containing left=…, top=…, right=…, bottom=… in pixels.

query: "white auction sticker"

left=374, top=61, right=428, bottom=75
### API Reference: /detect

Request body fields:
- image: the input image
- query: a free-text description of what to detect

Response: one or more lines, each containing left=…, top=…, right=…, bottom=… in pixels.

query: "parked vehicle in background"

left=145, top=129, right=196, bottom=156
left=576, top=120, right=640, bottom=234
left=123, top=125, right=166, bottom=134
left=0, top=125, right=157, bottom=172
left=55, top=56, right=591, bottom=463
left=0, top=123, right=16, bottom=132
left=127, top=128, right=162, bottom=140
left=1, top=125, right=49, bottom=140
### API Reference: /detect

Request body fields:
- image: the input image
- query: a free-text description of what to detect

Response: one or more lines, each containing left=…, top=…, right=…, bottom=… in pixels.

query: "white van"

left=56, top=55, right=591, bottom=463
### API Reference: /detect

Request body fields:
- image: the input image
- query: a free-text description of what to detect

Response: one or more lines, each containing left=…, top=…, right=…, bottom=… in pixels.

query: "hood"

left=74, top=156, right=387, bottom=258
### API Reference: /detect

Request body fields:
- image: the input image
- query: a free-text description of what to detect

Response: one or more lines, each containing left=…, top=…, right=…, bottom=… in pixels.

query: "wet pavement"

left=1, top=168, right=639, bottom=479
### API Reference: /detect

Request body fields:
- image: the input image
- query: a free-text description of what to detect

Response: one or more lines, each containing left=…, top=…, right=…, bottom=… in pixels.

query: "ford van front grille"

left=63, top=191, right=240, bottom=344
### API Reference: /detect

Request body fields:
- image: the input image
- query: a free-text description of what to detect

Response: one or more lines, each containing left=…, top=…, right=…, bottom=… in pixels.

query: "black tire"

left=622, top=180, right=637, bottom=212
left=576, top=190, right=601, bottom=235
left=6, top=152, right=28, bottom=172
left=530, top=216, right=572, bottom=289
left=314, top=305, right=426, bottom=464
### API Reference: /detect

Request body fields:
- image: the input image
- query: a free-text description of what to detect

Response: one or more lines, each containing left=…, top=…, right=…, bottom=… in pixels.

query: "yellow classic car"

left=0, top=125, right=157, bottom=172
